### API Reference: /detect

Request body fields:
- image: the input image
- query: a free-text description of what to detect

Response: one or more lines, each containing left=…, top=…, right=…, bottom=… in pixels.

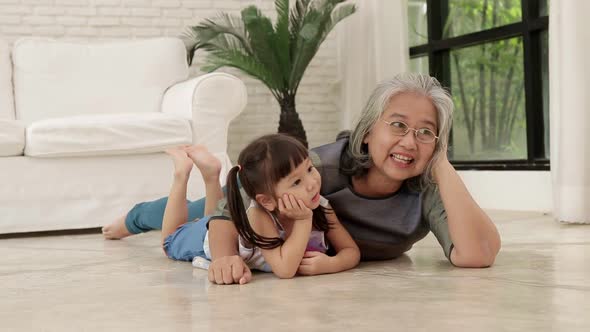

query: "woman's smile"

left=389, top=152, right=415, bottom=168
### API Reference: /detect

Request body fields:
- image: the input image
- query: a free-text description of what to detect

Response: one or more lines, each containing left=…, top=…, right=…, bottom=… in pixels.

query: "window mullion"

left=522, top=0, right=546, bottom=161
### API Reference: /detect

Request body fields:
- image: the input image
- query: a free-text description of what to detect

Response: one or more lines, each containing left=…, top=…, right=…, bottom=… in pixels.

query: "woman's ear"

left=363, top=131, right=371, bottom=144
left=255, top=194, right=276, bottom=211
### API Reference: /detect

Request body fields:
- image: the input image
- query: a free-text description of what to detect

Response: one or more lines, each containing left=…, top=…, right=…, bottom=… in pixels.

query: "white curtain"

left=335, top=0, right=409, bottom=130
left=549, top=1, right=590, bottom=223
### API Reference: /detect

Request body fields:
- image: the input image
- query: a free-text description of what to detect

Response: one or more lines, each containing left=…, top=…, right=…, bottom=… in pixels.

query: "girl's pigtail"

left=227, top=164, right=283, bottom=250
left=226, top=165, right=250, bottom=244
left=312, top=206, right=332, bottom=232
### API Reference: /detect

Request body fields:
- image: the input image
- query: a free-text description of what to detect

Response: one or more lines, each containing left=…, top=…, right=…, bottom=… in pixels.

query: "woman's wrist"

left=433, top=156, right=453, bottom=182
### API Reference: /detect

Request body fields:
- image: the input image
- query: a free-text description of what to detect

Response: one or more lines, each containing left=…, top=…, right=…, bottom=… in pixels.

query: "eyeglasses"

left=382, top=120, right=439, bottom=144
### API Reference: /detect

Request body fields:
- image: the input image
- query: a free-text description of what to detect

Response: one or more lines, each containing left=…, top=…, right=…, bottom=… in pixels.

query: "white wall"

left=0, top=0, right=341, bottom=162
left=459, top=170, right=552, bottom=212
left=0, top=1, right=553, bottom=212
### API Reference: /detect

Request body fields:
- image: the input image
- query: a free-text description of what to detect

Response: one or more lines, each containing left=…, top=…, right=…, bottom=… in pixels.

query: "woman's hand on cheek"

left=297, top=251, right=331, bottom=276
left=278, top=194, right=313, bottom=221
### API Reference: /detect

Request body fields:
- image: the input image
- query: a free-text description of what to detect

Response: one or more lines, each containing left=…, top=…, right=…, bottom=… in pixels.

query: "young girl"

left=111, top=134, right=360, bottom=280
left=222, top=134, right=360, bottom=278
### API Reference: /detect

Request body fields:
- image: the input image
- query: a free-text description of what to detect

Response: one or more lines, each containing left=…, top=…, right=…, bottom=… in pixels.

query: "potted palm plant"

left=183, top=0, right=356, bottom=147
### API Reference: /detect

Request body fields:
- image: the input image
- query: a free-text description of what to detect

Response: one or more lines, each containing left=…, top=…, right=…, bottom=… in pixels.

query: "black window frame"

left=410, top=0, right=549, bottom=171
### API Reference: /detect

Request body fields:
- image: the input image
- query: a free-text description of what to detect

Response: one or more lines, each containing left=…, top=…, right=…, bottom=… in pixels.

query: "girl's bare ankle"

left=173, top=171, right=190, bottom=181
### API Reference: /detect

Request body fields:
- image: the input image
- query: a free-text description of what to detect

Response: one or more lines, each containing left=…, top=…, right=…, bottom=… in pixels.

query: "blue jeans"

left=162, top=216, right=211, bottom=261
left=124, top=196, right=207, bottom=234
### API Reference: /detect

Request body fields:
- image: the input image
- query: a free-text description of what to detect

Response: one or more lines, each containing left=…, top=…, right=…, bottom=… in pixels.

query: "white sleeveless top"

left=198, top=196, right=330, bottom=272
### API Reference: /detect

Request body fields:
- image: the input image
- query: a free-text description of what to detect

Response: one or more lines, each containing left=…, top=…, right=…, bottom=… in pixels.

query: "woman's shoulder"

left=310, top=138, right=348, bottom=169
left=310, top=139, right=349, bottom=195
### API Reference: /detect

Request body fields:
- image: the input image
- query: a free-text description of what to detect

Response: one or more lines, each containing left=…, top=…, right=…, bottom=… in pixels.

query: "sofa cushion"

left=25, top=113, right=193, bottom=157
left=0, top=120, right=25, bottom=156
left=12, top=37, right=188, bottom=124
left=0, top=40, right=15, bottom=120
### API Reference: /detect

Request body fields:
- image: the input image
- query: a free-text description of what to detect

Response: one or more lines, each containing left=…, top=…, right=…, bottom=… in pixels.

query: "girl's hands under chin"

left=297, top=251, right=331, bottom=275
left=277, top=194, right=313, bottom=221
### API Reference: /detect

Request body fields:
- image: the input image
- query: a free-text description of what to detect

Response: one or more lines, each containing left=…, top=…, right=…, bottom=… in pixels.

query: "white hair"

left=346, top=73, right=454, bottom=188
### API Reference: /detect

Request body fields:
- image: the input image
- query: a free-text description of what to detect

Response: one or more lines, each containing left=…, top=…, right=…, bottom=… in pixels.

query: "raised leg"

left=161, top=146, right=195, bottom=243
left=185, top=145, right=223, bottom=216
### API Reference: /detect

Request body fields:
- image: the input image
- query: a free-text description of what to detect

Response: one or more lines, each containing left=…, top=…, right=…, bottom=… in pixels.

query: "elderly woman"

left=103, top=73, right=500, bottom=285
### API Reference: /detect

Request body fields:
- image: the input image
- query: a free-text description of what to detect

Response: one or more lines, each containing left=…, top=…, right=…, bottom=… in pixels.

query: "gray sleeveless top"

left=309, top=138, right=453, bottom=261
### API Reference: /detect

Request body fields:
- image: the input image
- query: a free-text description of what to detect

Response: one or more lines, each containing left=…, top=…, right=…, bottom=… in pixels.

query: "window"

left=408, top=0, right=549, bottom=170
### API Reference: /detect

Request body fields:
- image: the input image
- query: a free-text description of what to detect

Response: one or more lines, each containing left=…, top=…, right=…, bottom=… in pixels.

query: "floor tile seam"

left=351, top=272, right=590, bottom=292
left=473, top=276, right=590, bottom=292
left=499, top=241, right=590, bottom=247
left=493, top=215, right=553, bottom=222
left=0, top=256, right=155, bottom=277
left=0, top=244, right=159, bottom=252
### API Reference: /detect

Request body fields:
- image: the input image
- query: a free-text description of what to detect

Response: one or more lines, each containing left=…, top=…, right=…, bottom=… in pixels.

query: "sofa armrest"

left=161, top=73, right=247, bottom=158
left=0, top=120, right=25, bottom=156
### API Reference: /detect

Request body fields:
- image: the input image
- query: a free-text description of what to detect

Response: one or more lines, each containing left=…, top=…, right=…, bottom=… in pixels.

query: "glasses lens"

left=416, top=128, right=436, bottom=143
left=389, top=121, right=408, bottom=135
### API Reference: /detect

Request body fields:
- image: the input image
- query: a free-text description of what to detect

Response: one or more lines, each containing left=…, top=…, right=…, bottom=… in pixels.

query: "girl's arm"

left=298, top=211, right=360, bottom=276
left=434, top=156, right=501, bottom=268
left=208, top=219, right=252, bottom=285
left=249, top=196, right=313, bottom=279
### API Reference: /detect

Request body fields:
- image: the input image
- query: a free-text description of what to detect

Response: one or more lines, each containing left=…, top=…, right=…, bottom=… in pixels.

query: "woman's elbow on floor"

left=451, top=247, right=497, bottom=268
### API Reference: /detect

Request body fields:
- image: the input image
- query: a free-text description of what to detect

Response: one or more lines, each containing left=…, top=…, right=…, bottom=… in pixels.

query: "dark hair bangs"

left=267, top=137, right=309, bottom=188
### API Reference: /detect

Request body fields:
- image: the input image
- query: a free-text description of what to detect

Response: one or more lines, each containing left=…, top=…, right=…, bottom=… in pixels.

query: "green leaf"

left=323, top=3, right=355, bottom=38
left=274, top=0, right=291, bottom=77
left=202, top=48, right=281, bottom=97
left=181, top=0, right=355, bottom=100
left=241, top=6, right=286, bottom=90
left=183, top=12, right=252, bottom=61
left=289, top=0, right=311, bottom=46
left=288, top=1, right=354, bottom=92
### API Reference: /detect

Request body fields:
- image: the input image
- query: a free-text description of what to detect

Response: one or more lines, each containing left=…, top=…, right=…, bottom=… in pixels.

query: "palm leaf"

left=288, top=1, right=355, bottom=92
left=241, top=6, right=285, bottom=90
left=199, top=35, right=249, bottom=59
left=289, top=0, right=311, bottom=48
left=183, top=0, right=355, bottom=99
left=274, top=0, right=291, bottom=80
left=323, top=4, right=355, bottom=39
left=289, top=7, right=325, bottom=93
left=202, top=49, right=281, bottom=98
left=288, top=2, right=333, bottom=90
left=183, top=12, right=252, bottom=65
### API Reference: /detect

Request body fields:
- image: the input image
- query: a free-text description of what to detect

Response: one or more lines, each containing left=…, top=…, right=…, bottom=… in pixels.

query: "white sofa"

left=0, top=37, right=247, bottom=234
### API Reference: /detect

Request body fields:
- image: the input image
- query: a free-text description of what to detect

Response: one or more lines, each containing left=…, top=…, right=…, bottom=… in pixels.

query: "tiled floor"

left=1, top=211, right=589, bottom=331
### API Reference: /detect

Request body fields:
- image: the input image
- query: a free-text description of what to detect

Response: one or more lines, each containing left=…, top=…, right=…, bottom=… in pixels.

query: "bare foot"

left=102, top=215, right=132, bottom=240
left=165, top=145, right=194, bottom=177
left=184, top=145, right=222, bottom=182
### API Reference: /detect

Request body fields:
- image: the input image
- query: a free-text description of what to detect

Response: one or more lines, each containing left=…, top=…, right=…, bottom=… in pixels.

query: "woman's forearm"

left=325, top=247, right=361, bottom=274
left=434, top=159, right=501, bottom=267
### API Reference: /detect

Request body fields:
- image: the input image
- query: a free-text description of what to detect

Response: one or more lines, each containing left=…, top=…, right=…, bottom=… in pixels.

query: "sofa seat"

left=0, top=120, right=25, bottom=156
left=25, top=113, right=192, bottom=157
left=0, top=153, right=222, bottom=233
